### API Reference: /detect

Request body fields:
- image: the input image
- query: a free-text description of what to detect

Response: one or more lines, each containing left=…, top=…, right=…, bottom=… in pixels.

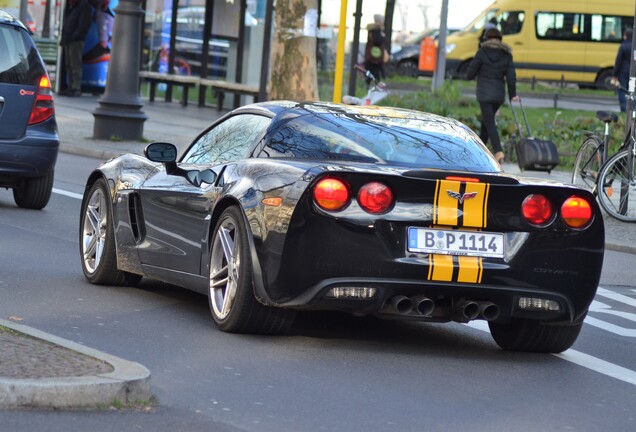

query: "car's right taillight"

left=313, top=177, right=350, bottom=211
left=561, top=196, right=593, bottom=228
left=28, top=75, right=54, bottom=125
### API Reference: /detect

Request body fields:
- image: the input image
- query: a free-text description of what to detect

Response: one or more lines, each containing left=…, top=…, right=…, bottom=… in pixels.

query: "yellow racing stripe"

left=463, top=182, right=488, bottom=228
left=457, top=256, right=482, bottom=283
left=435, top=180, right=460, bottom=226
left=428, top=254, right=454, bottom=281
left=427, top=179, right=491, bottom=283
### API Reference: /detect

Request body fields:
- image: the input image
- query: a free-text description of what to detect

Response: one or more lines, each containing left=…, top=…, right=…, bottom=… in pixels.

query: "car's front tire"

left=13, top=170, right=54, bottom=210
left=208, top=206, right=295, bottom=334
left=488, top=319, right=583, bottom=353
left=80, top=179, right=137, bottom=285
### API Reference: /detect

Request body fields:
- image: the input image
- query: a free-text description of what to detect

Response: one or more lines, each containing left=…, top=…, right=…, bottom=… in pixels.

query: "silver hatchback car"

left=0, top=10, right=59, bottom=209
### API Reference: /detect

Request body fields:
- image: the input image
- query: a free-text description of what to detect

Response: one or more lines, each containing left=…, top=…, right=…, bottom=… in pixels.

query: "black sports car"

left=79, top=101, right=604, bottom=353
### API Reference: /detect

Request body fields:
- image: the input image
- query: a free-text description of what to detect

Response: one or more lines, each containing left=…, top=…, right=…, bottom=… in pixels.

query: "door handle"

left=0, top=96, right=4, bottom=103
left=514, top=41, right=523, bottom=45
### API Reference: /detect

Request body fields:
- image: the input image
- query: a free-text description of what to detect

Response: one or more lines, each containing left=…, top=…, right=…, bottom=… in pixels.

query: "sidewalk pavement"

left=2, top=94, right=635, bottom=409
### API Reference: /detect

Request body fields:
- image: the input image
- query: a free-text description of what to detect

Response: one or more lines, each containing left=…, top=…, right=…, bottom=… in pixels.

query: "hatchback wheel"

left=80, top=179, right=137, bottom=285
left=13, top=170, right=54, bottom=210
left=209, top=206, right=295, bottom=334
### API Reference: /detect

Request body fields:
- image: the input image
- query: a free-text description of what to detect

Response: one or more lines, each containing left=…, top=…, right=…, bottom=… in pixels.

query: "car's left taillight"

left=28, top=75, right=54, bottom=125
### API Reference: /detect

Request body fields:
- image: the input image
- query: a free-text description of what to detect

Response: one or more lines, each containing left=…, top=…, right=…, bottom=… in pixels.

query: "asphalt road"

left=0, top=152, right=635, bottom=432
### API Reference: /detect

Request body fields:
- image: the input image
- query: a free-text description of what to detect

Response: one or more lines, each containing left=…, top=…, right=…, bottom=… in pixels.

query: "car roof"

left=235, top=100, right=468, bottom=130
left=0, top=9, right=28, bottom=31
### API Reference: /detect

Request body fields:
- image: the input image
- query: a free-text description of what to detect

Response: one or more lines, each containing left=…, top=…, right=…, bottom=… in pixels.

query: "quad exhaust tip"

left=388, top=296, right=498, bottom=322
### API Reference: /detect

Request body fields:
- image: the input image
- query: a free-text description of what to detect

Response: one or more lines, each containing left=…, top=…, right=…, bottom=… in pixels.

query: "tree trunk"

left=269, top=0, right=319, bottom=101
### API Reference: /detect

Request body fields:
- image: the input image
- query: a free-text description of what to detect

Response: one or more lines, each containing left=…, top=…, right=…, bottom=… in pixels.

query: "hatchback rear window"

left=0, top=24, right=45, bottom=86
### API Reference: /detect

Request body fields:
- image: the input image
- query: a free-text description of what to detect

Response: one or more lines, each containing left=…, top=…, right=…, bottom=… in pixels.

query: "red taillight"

left=313, top=178, right=350, bottom=211
left=561, top=196, right=593, bottom=228
left=522, top=194, right=553, bottom=225
left=28, top=75, right=54, bottom=125
left=358, top=181, right=394, bottom=214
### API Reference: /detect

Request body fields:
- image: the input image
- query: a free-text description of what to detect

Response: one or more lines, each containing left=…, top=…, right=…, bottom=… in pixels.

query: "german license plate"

left=408, top=227, right=504, bottom=258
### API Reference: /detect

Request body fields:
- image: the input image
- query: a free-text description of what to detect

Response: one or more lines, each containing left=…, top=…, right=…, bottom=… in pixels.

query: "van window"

left=537, top=12, right=633, bottom=42
left=500, top=11, right=524, bottom=36
left=590, top=15, right=630, bottom=42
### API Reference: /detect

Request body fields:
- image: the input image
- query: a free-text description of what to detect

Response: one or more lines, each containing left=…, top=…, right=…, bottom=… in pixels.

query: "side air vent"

left=128, top=193, right=144, bottom=242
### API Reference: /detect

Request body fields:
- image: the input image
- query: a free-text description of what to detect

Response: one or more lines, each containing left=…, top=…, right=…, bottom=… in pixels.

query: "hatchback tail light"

left=522, top=194, right=553, bottom=226
left=561, top=196, right=593, bottom=228
left=28, top=75, right=54, bottom=125
left=357, top=181, right=394, bottom=214
left=313, top=178, right=350, bottom=211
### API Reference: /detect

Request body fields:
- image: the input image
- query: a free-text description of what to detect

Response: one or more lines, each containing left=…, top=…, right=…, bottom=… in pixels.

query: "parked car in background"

left=79, top=101, right=604, bottom=353
left=0, top=10, right=58, bottom=209
left=388, top=27, right=460, bottom=77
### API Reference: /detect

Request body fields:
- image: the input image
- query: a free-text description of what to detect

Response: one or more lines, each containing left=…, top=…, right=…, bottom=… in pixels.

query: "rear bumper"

left=0, top=134, right=59, bottom=181
left=276, top=276, right=581, bottom=324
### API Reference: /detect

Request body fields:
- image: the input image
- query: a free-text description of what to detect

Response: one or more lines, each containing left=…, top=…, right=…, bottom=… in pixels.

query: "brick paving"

left=0, top=326, right=113, bottom=379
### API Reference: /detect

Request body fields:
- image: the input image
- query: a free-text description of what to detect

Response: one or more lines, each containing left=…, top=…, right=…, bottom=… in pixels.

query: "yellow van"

left=445, top=0, right=634, bottom=88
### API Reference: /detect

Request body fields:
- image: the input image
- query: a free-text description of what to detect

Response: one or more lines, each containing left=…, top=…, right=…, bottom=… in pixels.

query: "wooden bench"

left=138, top=71, right=200, bottom=106
left=199, top=78, right=259, bottom=110
left=34, top=38, right=57, bottom=81
left=34, top=37, right=57, bottom=65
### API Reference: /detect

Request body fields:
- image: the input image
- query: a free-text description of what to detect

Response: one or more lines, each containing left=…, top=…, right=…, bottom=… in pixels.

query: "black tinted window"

left=181, top=114, right=270, bottom=164
left=0, top=24, right=45, bottom=85
left=261, top=112, right=498, bottom=172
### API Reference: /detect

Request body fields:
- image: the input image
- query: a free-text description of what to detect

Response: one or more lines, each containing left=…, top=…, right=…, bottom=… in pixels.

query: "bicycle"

left=342, top=64, right=389, bottom=106
left=596, top=86, right=636, bottom=222
left=571, top=110, right=618, bottom=192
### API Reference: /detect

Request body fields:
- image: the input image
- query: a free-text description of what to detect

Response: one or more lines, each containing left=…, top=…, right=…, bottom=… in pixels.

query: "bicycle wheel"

left=572, top=137, right=602, bottom=192
left=597, top=149, right=636, bottom=222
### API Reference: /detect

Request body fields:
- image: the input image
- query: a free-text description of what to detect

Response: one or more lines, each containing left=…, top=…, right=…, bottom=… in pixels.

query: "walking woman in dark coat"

left=466, top=28, right=519, bottom=164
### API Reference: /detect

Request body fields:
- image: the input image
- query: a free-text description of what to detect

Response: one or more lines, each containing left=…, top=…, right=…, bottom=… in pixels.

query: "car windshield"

left=0, top=24, right=44, bottom=85
left=263, top=111, right=499, bottom=172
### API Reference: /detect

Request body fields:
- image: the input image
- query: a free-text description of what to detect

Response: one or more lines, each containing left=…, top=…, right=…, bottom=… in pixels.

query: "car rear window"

left=0, top=24, right=45, bottom=86
left=262, top=113, right=499, bottom=172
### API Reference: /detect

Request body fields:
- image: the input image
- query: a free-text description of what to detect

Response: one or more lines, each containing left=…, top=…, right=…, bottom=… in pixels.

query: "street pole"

left=92, top=0, right=147, bottom=140
left=432, top=0, right=449, bottom=91
left=347, top=0, right=362, bottom=97
left=332, top=0, right=348, bottom=103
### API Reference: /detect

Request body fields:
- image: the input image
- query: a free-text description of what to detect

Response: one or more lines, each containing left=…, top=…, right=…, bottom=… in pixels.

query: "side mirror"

left=145, top=142, right=177, bottom=163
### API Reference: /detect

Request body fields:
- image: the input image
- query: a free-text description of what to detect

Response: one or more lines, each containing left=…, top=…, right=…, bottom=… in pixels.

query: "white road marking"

left=465, top=320, right=636, bottom=387
left=596, top=286, right=636, bottom=308
left=52, top=187, right=83, bottom=200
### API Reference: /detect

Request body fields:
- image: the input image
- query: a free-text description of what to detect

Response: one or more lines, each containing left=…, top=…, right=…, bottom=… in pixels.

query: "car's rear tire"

left=13, top=170, right=54, bottom=210
left=488, top=319, right=583, bottom=353
left=208, top=206, right=295, bottom=334
left=80, top=179, right=135, bottom=285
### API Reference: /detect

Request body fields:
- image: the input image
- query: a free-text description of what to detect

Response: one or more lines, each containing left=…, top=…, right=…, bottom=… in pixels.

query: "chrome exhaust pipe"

left=479, top=302, right=500, bottom=321
left=412, top=295, right=435, bottom=316
left=453, top=300, right=480, bottom=322
left=391, top=295, right=413, bottom=314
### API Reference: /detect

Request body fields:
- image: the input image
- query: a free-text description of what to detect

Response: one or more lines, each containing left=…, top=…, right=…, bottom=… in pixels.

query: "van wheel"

left=13, top=170, right=54, bottom=210
left=595, top=69, right=613, bottom=90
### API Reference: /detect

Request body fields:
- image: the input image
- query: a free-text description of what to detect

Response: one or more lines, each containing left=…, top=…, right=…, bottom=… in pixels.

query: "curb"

left=0, top=319, right=151, bottom=409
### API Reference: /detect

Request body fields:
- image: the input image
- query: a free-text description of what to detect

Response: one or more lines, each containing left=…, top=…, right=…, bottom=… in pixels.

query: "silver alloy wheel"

left=210, top=217, right=240, bottom=319
left=82, top=187, right=107, bottom=274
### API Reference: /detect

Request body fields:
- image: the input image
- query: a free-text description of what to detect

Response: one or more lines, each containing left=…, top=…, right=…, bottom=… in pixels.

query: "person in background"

left=611, top=28, right=632, bottom=113
left=364, top=14, right=387, bottom=85
left=465, top=28, right=519, bottom=165
left=60, top=0, right=92, bottom=96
